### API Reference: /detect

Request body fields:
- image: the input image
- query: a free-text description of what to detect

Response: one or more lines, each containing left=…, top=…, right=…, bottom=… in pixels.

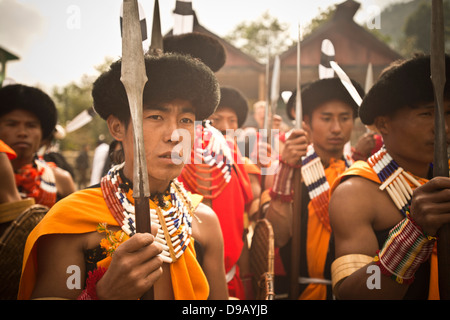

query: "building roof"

left=166, top=12, right=264, bottom=72
left=280, top=0, right=402, bottom=67
left=0, top=46, right=20, bottom=62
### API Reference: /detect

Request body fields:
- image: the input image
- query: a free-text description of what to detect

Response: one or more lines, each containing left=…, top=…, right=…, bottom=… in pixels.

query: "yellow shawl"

left=299, top=158, right=348, bottom=300
left=18, top=187, right=209, bottom=300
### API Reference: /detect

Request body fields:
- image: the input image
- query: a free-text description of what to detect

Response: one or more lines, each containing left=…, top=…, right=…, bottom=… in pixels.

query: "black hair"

left=360, top=54, right=450, bottom=125
left=92, top=53, right=220, bottom=127
left=0, top=84, right=57, bottom=139
left=286, top=78, right=365, bottom=121
left=217, top=86, right=248, bottom=128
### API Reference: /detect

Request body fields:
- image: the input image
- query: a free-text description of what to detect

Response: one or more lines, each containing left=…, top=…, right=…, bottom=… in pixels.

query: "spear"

left=263, top=46, right=271, bottom=142
left=257, top=46, right=271, bottom=219
left=120, top=0, right=152, bottom=299
left=290, top=24, right=303, bottom=300
left=431, top=0, right=450, bottom=300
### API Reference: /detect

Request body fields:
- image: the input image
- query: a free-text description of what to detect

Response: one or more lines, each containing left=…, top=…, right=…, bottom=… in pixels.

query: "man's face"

left=0, top=109, right=43, bottom=163
left=380, top=100, right=450, bottom=166
left=305, top=99, right=354, bottom=157
left=208, top=107, right=238, bottom=134
left=118, top=99, right=195, bottom=192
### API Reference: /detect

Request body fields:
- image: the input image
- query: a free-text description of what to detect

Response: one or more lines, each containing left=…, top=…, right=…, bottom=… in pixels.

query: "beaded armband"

left=269, top=160, right=295, bottom=202
left=374, top=216, right=436, bottom=285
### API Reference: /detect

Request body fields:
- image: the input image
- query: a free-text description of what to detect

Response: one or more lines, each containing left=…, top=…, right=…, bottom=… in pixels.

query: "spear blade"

left=149, top=0, right=163, bottom=54
left=121, top=0, right=150, bottom=234
left=431, top=0, right=450, bottom=300
left=121, top=0, right=153, bottom=300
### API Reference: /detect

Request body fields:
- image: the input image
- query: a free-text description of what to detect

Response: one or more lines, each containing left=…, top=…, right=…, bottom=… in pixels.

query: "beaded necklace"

left=101, top=163, right=195, bottom=263
left=301, top=144, right=352, bottom=231
left=180, top=121, right=232, bottom=199
left=367, top=146, right=427, bottom=217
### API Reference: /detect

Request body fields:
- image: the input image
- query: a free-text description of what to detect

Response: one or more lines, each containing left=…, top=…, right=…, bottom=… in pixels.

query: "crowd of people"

left=0, top=27, right=449, bottom=301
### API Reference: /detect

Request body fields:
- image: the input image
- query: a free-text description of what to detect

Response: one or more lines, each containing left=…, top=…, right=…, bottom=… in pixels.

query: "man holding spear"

left=329, top=53, right=450, bottom=300
left=265, top=76, right=364, bottom=300
left=18, top=1, right=228, bottom=300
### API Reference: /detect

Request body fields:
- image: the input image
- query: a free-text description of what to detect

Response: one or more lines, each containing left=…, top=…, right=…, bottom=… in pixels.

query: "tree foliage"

left=403, top=0, right=450, bottom=55
left=302, top=5, right=335, bottom=38
left=51, top=57, right=115, bottom=151
left=224, top=11, right=293, bottom=63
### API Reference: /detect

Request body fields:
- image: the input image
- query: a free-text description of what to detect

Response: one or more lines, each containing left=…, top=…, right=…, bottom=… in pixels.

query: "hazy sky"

left=0, top=0, right=409, bottom=91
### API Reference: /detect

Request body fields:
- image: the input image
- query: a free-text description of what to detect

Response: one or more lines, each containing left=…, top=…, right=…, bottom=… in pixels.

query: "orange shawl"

left=299, top=158, right=348, bottom=300
left=18, top=187, right=209, bottom=300
left=0, top=139, right=16, bottom=159
left=330, top=160, right=439, bottom=300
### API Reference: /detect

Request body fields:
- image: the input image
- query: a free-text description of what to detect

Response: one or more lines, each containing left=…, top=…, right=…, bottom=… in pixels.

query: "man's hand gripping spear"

left=290, top=25, right=303, bottom=299
left=431, top=0, right=450, bottom=300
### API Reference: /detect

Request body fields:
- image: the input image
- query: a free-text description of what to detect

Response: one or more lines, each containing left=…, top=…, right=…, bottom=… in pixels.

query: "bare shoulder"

left=52, top=166, right=72, bottom=180
left=192, top=203, right=223, bottom=246
left=194, top=202, right=220, bottom=226
left=330, top=175, right=379, bottom=220
left=329, top=175, right=381, bottom=257
left=52, top=166, right=76, bottom=196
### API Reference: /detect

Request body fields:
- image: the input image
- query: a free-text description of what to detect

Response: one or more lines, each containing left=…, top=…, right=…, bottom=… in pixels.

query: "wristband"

left=374, top=217, right=435, bottom=284
left=351, top=147, right=368, bottom=161
left=279, top=157, right=302, bottom=169
left=77, top=267, right=107, bottom=300
left=269, top=161, right=294, bottom=202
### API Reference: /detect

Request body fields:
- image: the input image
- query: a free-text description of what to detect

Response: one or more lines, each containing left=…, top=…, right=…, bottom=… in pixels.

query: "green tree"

left=302, top=4, right=392, bottom=51
left=51, top=57, right=114, bottom=151
left=302, top=5, right=335, bottom=38
left=403, top=0, right=450, bottom=55
left=224, top=11, right=293, bottom=63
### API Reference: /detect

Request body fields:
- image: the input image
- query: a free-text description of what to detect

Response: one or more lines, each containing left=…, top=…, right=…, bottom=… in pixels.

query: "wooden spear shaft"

left=431, top=0, right=450, bottom=300
left=290, top=24, right=303, bottom=300
left=258, top=47, right=271, bottom=219
left=121, top=0, right=153, bottom=299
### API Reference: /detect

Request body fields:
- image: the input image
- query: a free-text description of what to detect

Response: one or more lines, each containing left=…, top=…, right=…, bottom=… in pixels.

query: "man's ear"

left=373, top=116, right=389, bottom=136
left=107, top=115, right=125, bottom=141
left=302, top=115, right=312, bottom=134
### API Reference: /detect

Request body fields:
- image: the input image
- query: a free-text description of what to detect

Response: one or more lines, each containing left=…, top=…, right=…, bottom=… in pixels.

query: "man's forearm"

left=266, top=200, right=292, bottom=248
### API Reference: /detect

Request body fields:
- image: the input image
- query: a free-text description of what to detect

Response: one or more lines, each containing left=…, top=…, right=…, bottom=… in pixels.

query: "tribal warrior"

left=18, top=53, right=228, bottom=300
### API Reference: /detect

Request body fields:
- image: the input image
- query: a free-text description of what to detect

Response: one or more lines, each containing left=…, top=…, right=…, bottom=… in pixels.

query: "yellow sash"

left=18, top=187, right=209, bottom=300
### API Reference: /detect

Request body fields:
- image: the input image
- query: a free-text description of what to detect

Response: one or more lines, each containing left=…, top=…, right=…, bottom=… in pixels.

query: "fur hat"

left=359, top=54, right=450, bottom=125
left=217, top=86, right=248, bottom=128
left=163, top=32, right=226, bottom=72
left=0, top=84, right=57, bottom=139
left=92, top=53, right=220, bottom=122
left=286, top=77, right=364, bottom=120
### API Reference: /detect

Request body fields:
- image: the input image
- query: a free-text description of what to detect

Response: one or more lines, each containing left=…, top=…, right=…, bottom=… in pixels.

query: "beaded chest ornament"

left=368, top=146, right=435, bottom=285
left=367, top=146, right=424, bottom=217
left=101, top=163, right=195, bottom=263
left=301, top=144, right=352, bottom=231
left=180, top=121, right=233, bottom=199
